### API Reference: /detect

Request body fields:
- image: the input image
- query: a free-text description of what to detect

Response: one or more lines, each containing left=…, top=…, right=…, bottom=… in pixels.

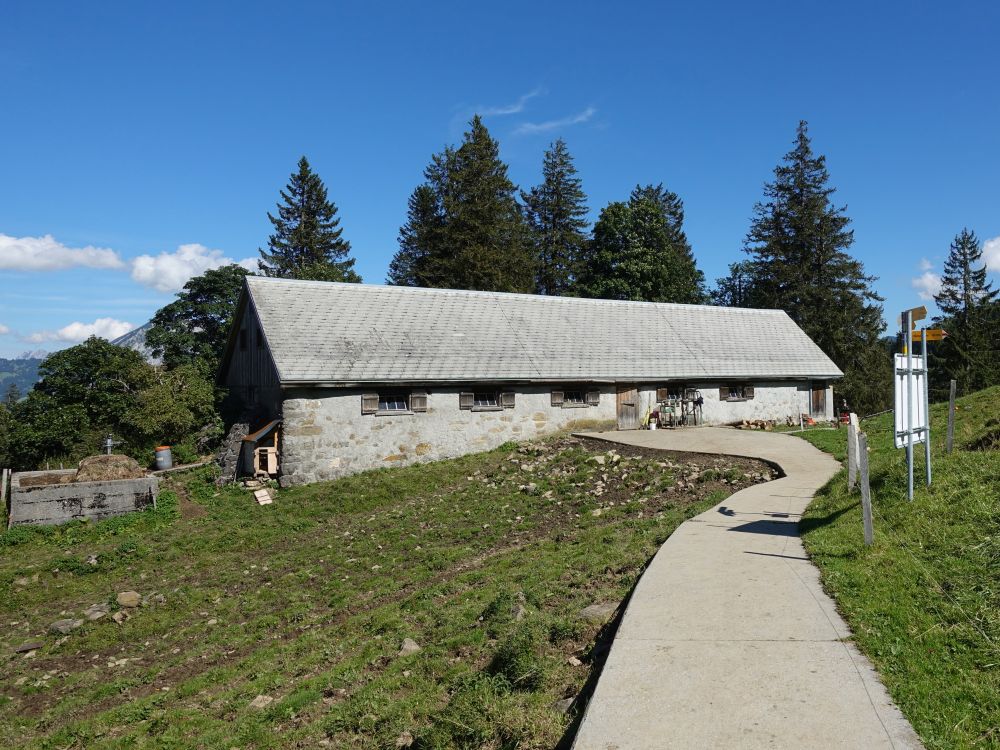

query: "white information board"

left=894, top=353, right=927, bottom=448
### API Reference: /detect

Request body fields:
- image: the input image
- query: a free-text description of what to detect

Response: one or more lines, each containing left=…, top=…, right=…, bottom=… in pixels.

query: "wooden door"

left=617, top=384, right=639, bottom=430
left=811, top=383, right=827, bottom=417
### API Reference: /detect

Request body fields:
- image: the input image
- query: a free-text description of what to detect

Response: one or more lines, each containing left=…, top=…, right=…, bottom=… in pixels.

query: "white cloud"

left=983, top=235, right=1000, bottom=273
left=480, top=87, right=544, bottom=116
left=130, top=243, right=257, bottom=293
left=0, top=323, right=9, bottom=335
left=912, top=270, right=942, bottom=301
left=25, top=317, right=134, bottom=344
left=918, top=257, right=933, bottom=272
left=0, top=233, right=124, bottom=271
left=513, top=106, right=597, bottom=136
left=236, top=257, right=260, bottom=273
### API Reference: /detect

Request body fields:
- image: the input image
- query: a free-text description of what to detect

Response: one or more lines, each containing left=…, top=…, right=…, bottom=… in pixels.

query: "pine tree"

left=932, top=228, right=999, bottom=394
left=4, top=383, right=21, bottom=408
left=575, top=186, right=704, bottom=303
left=710, top=261, right=756, bottom=307
left=743, top=121, right=889, bottom=415
left=521, top=139, right=589, bottom=295
left=387, top=117, right=533, bottom=292
left=258, top=156, right=361, bottom=282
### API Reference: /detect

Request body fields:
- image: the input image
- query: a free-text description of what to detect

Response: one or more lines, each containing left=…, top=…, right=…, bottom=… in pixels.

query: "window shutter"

left=656, top=387, right=669, bottom=401
left=551, top=390, right=564, bottom=407
left=719, top=386, right=729, bottom=402
left=745, top=385, right=755, bottom=400
left=586, top=389, right=600, bottom=406
left=361, top=393, right=379, bottom=414
left=411, top=390, right=428, bottom=412
left=501, top=391, right=515, bottom=409
left=459, top=392, right=474, bottom=410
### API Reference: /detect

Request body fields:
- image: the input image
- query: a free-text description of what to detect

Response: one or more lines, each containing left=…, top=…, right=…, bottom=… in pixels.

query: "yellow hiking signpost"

left=895, top=306, right=933, bottom=501
left=911, top=328, right=947, bottom=343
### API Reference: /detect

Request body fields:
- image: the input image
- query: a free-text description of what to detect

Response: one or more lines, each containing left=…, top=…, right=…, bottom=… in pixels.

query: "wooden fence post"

left=859, top=433, right=873, bottom=546
left=946, top=379, right=956, bottom=455
left=847, top=420, right=858, bottom=492
left=1, top=468, right=8, bottom=529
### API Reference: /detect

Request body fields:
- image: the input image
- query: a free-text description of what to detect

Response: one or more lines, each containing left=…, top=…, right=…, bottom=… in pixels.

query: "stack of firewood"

left=735, top=419, right=775, bottom=431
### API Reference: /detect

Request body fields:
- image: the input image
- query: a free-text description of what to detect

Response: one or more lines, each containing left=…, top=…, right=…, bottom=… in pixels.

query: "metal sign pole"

left=922, top=326, right=931, bottom=487
left=906, top=310, right=914, bottom=501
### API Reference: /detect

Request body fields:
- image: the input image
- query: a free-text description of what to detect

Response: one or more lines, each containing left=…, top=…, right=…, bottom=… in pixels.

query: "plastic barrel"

left=155, top=446, right=173, bottom=471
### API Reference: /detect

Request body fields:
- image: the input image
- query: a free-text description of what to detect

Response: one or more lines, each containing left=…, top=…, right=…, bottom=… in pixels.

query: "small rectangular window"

left=473, top=391, right=500, bottom=409
left=721, top=384, right=754, bottom=402
left=459, top=392, right=474, bottom=410
left=411, top=390, right=428, bottom=412
left=551, top=390, right=564, bottom=407
left=378, top=393, right=409, bottom=412
left=500, top=392, right=515, bottom=409
left=564, top=390, right=585, bottom=405
left=586, top=389, right=600, bottom=406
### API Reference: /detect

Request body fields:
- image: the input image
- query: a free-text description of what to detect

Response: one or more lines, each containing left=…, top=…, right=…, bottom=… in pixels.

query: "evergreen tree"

left=3, top=383, right=20, bottom=408
left=387, top=117, right=533, bottom=292
left=575, top=187, right=704, bottom=303
left=710, top=261, right=756, bottom=307
left=521, top=139, right=589, bottom=295
left=932, top=228, right=999, bottom=394
left=742, top=121, right=889, bottom=415
left=258, top=156, right=361, bottom=282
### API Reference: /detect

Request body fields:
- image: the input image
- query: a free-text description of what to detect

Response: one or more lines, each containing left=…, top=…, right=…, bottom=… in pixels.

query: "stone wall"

left=8, top=472, right=158, bottom=527
left=279, top=385, right=618, bottom=486
left=277, top=380, right=834, bottom=486
left=634, top=381, right=833, bottom=424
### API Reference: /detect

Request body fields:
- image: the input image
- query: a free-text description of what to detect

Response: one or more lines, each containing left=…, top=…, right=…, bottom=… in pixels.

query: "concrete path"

left=573, top=427, right=922, bottom=750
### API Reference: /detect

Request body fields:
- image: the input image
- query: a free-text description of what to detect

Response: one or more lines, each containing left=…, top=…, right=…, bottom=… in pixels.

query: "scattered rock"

left=206, top=618, right=218, bottom=626
left=249, top=694, right=273, bottom=709
left=84, top=603, right=110, bottom=621
left=579, top=602, right=617, bottom=623
left=117, top=591, right=141, bottom=608
left=48, top=618, right=83, bottom=635
left=398, top=638, right=421, bottom=656
left=395, top=731, right=414, bottom=748
left=567, top=655, right=583, bottom=667
left=553, top=696, right=575, bottom=713
left=591, top=455, right=606, bottom=465
left=14, top=640, right=44, bottom=654
left=590, top=508, right=602, bottom=517
left=112, top=610, right=130, bottom=624
left=13, top=573, right=39, bottom=587
left=86, top=554, right=99, bottom=566
left=512, top=603, right=528, bottom=621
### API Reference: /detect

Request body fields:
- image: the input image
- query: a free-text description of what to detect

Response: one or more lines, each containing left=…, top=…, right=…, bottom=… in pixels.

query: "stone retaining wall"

left=8, top=471, right=159, bottom=527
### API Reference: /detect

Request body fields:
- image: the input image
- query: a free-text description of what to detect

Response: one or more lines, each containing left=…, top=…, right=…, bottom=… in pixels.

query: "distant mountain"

left=0, top=357, right=43, bottom=399
left=112, top=322, right=162, bottom=365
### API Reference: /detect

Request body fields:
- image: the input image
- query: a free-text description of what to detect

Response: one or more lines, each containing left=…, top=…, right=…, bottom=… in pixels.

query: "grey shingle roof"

left=245, top=277, right=843, bottom=384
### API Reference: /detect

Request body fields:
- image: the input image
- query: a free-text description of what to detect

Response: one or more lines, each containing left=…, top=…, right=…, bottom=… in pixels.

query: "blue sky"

left=1, top=0, right=998, bottom=358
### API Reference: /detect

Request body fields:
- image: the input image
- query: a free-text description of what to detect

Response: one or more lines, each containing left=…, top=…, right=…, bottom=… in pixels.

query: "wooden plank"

left=616, top=385, right=639, bottom=430
left=859, top=433, right=873, bottom=546
left=946, top=379, right=956, bottom=454
left=1, top=468, right=9, bottom=529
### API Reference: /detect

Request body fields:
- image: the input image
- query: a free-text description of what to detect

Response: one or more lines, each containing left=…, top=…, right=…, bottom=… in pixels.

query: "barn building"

left=217, top=278, right=841, bottom=486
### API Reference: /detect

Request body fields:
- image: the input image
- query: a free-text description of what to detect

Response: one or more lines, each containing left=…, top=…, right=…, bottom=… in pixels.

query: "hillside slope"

left=799, top=386, right=1000, bottom=749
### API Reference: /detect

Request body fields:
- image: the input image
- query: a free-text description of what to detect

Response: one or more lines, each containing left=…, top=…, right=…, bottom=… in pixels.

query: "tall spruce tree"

left=575, top=186, right=704, bottom=303
left=932, top=228, right=999, bottom=394
left=258, top=156, right=361, bottom=282
left=387, top=116, right=533, bottom=292
left=521, top=139, right=589, bottom=295
left=710, top=261, right=757, bottom=307
left=743, top=121, right=889, bottom=415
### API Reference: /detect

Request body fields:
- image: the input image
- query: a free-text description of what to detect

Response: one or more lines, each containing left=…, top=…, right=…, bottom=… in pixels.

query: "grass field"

left=799, top=386, right=1000, bottom=749
left=0, top=434, right=771, bottom=749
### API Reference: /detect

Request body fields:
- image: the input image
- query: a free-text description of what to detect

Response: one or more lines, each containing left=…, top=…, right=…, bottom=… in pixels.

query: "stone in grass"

left=48, top=618, right=84, bottom=635
left=579, top=602, right=618, bottom=623
left=398, top=638, right=421, bottom=657
left=395, top=731, right=414, bottom=748
left=117, top=591, right=141, bottom=608
left=84, top=603, right=110, bottom=621
left=249, top=694, right=274, bottom=709
left=553, top=696, right=576, bottom=713
left=14, top=641, right=44, bottom=654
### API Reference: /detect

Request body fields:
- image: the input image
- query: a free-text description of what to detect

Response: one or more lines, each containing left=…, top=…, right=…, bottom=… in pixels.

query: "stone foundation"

left=8, top=471, right=158, bottom=527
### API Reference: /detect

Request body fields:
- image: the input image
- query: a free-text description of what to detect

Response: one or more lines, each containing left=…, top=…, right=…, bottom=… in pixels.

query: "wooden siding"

left=225, top=302, right=279, bottom=389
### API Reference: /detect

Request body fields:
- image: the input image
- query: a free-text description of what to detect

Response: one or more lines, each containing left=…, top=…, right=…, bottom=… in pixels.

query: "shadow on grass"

left=798, top=502, right=856, bottom=535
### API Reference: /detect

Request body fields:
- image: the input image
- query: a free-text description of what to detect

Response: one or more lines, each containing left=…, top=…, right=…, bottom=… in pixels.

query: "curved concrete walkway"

left=573, top=427, right=922, bottom=750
